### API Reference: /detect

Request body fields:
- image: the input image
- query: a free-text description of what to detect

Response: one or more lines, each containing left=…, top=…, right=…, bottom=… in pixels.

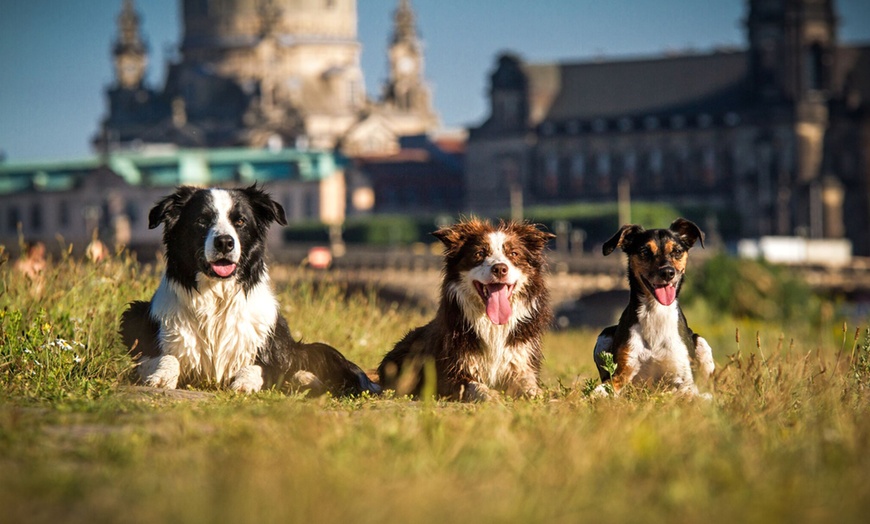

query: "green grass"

left=2, top=250, right=870, bottom=523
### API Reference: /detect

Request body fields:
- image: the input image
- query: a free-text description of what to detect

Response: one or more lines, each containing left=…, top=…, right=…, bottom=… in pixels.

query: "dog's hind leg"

left=138, top=355, right=180, bottom=389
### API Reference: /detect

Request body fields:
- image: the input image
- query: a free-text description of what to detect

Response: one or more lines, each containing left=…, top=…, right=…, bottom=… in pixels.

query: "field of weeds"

left=2, top=249, right=870, bottom=523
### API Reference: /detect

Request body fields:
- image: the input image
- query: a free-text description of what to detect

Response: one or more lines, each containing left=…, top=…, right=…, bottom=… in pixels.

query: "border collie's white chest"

left=149, top=275, right=278, bottom=385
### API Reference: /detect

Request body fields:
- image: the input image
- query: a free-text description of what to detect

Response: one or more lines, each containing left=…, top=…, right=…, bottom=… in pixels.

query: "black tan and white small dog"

left=120, top=185, right=379, bottom=396
left=593, top=218, right=714, bottom=396
left=378, top=219, right=555, bottom=401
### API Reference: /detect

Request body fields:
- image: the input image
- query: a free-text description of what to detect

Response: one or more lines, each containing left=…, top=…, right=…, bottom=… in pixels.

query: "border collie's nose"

left=492, top=263, right=509, bottom=278
left=659, top=266, right=676, bottom=281
left=214, top=235, right=235, bottom=254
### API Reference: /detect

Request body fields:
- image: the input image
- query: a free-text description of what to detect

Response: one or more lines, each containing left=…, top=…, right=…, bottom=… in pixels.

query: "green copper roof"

left=0, top=147, right=341, bottom=195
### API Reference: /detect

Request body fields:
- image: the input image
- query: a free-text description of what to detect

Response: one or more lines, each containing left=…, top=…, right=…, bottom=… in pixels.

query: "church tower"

left=746, top=0, right=842, bottom=238
left=381, top=0, right=438, bottom=134
left=113, top=0, right=148, bottom=90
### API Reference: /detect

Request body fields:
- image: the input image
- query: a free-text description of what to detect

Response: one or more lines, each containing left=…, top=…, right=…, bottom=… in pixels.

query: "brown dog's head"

left=602, top=218, right=704, bottom=306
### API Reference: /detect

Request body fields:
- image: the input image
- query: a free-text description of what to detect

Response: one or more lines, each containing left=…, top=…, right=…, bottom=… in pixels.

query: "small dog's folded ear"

left=670, top=218, right=705, bottom=249
left=149, top=186, right=198, bottom=230
left=603, top=224, right=644, bottom=255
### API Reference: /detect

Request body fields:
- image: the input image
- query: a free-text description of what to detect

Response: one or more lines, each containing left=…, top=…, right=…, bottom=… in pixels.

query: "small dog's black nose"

left=659, top=266, right=676, bottom=281
left=491, top=263, right=509, bottom=278
left=214, top=235, right=235, bottom=254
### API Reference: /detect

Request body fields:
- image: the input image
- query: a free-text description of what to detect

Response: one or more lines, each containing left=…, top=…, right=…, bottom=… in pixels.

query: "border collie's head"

left=149, top=185, right=287, bottom=291
left=434, top=219, right=554, bottom=325
left=602, top=218, right=704, bottom=306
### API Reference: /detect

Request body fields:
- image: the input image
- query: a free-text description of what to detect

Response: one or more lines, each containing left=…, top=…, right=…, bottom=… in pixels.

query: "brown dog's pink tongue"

left=654, top=284, right=677, bottom=306
left=485, top=284, right=512, bottom=325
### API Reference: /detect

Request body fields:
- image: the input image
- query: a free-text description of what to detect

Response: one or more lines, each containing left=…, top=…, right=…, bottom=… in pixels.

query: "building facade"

left=97, top=0, right=439, bottom=156
left=0, top=149, right=346, bottom=251
left=466, top=0, right=870, bottom=254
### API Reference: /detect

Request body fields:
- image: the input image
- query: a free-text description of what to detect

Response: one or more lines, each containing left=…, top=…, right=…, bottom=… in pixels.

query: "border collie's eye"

left=509, top=250, right=520, bottom=258
left=234, top=217, right=247, bottom=227
left=475, top=249, right=487, bottom=259
left=195, top=218, right=209, bottom=229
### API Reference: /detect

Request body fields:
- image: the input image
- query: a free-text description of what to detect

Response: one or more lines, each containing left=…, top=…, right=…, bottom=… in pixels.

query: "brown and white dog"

left=378, top=219, right=555, bottom=401
left=593, top=218, right=714, bottom=396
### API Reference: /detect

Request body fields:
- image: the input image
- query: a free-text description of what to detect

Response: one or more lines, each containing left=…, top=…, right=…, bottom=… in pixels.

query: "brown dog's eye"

left=509, top=250, right=520, bottom=258
left=638, top=247, right=652, bottom=259
left=671, top=247, right=684, bottom=258
left=475, top=249, right=487, bottom=259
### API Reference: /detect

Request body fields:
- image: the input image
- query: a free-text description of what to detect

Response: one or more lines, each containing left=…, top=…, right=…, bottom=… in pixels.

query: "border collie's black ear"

left=243, top=184, right=287, bottom=226
left=602, top=224, right=644, bottom=256
left=669, top=218, right=705, bottom=249
left=148, top=186, right=198, bottom=230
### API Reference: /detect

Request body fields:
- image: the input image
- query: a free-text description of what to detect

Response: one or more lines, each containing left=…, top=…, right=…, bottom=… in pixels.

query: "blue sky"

left=1, top=0, right=869, bottom=161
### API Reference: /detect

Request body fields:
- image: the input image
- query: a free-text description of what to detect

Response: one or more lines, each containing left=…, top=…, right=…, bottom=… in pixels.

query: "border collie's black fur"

left=592, top=218, right=714, bottom=396
left=378, top=219, right=554, bottom=401
left=120, top=185, right=378, bottom=396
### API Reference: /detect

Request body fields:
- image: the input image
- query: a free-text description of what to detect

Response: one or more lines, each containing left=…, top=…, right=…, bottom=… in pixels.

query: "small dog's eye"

left=639, top=247, right=651, bottom=258
left=671, top=248, right=684, bottom=258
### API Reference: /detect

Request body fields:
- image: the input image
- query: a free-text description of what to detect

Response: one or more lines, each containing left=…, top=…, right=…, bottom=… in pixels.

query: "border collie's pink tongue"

left=211, top=262, right=237, bottom=278
left=654, top=284, right=677, bottom=306
left=484, top=283, right=512, bottom=325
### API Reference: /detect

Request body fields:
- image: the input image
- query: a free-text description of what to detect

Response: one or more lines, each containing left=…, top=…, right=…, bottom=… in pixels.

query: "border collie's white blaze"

left=378, top=219, right=554, bottom=401
left=120, top=185, right=379, bottom=396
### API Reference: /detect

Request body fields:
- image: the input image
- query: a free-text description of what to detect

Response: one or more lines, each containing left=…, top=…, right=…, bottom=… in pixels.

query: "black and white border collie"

left=593, top=218, right=715, bottom=396
left=378, top=219, right=555, bottom=401
left=120, top=185, right=379, bottom=396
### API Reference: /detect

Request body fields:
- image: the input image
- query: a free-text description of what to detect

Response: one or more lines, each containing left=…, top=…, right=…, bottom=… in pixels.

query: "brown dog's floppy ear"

left=148, top=186, right=198, bottom=230
left=669, top=218, right=705, bottom=249
left=432, top=224, right=465, bottom=255
left=602, top=224, right=644, bottom=256
left=513, top=222, right=555, bottom=254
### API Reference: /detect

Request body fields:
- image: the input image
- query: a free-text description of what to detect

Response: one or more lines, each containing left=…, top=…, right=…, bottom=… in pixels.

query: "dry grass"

left=1, top=251, right=870, bottom=523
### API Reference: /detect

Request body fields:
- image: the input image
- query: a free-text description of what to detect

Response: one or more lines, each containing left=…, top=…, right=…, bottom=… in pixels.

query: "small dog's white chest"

left=150, top=277, right=278, bottom=385
left=626, top=302, right=694, bottom=387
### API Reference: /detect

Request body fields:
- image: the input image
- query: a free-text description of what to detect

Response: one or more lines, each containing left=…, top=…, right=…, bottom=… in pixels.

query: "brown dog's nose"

left=659, top=266, right=676, bottom=281
left=491, top=263, right=509, bottom=278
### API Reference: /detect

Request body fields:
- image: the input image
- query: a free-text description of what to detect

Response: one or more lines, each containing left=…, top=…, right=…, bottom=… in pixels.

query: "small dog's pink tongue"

left=211, top=262, right=236, bottom=278
left=485, top=284, right=512, bottom=325
left=654, top=284, right=677, bottom=306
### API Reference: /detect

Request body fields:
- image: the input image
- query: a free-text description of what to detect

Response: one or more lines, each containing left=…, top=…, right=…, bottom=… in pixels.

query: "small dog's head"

left=603, top=218, right=704, bottom=306
left=434, top=219, right=554, bottom=325
left=149, top=184, right=286, bottom=285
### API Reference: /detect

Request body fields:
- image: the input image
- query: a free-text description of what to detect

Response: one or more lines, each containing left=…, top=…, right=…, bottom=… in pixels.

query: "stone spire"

left=113, top=0, right=148, bottom=89
left=392, top=0, right=417, bottom=45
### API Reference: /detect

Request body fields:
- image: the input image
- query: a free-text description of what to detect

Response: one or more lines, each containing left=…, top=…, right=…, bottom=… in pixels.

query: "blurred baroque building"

left=467, top=0, right=870, bottom=254
left=97, top=0, right=439, bottom=156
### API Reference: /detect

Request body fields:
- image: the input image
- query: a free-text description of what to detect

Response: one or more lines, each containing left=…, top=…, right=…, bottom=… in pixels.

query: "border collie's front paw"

left=139, top=355, right=181, bottom=389
left=461, top=381, right=497, bottom=402
left=230, top=365, right=264, bottom=393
